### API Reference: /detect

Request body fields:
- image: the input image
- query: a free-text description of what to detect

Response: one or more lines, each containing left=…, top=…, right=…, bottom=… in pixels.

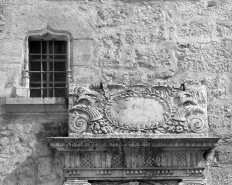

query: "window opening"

left=29, top=40, right=67, bottom=97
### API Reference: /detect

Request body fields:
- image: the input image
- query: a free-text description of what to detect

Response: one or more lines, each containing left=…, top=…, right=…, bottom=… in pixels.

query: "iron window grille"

left=29, top=40, right=67, bottom=97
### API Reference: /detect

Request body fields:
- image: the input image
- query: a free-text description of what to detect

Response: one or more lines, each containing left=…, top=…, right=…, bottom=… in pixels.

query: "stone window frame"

left=22, top=25, right=73, bottom=97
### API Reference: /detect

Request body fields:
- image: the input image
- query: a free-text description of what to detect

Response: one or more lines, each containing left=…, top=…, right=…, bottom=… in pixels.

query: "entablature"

left=47, top=82, right=219, bottom=185
left=47, top=134, right=219, bottom=184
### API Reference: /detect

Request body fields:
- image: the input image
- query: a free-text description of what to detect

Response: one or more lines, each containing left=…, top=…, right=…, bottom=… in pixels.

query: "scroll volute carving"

left=172, top=84, right=207, bottom=134
left=68, top=82, right=208, bottom=136
left=69, top=85, right=113, bottom=135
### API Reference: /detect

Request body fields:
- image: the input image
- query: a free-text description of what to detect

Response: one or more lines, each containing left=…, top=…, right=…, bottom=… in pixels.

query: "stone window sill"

left=0, top=97, right=67, bottom=113
left=4, top=97, right=66, bottom=105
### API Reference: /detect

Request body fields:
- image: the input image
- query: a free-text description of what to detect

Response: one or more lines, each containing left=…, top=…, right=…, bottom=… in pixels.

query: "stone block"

left=211, top=167, right=232, bottom=185
left=135, top=46, right=177, bottom=79
left=0, top=64, right=21, bottom=97
left=124, top=26, right=164, bottom=44
left=131, top=3, right=163, bottom=25
left=216, top=147, right=232, bottom=164
left=0, top=0, right=19, bottom=5
left=0, top=40, right=23, bottom=61
left=10, top=3, right=94, bottom=39
left=97, top=5, right=130, bottom=27
left=208, top=101, right=232, bottom=136
left=101, top=69, right=143, bottom=85
left=73, top=40, right=93, bottom=66
left=72, top=66, right=100, bottom=84
left=95, top=33, right=123, bottom=68
left=216, top=21, right=232, bottom=37
left=177, top=20, right=213, bottom=39
left=176, top=40, right=232, bottom=73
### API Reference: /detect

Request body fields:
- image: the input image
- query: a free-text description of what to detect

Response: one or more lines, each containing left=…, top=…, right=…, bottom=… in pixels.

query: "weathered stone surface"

left=217, top=21, right=232, bottom=37
left=211, top=167, right=232, bottom=185
left=216, top=147, right=232, bottom=164
left=176, top=40, right=232, bottom=73
left=131, top=2, right=163, bottom=25
left=97, top=4, right=130, bottom=27
left=110, top=97, right=165, bottom=126
left=0, top=113, right=67, bottom=184
left=0, top=0, right=232, bottom=184
left=73, top=40, right=93, bottom=66
left=72, top=66, right=100, bottom=84
left=124, top=27, right=164, bottom=44
left=95, top=33, right=123, bottom=68
left=0, top=40, right=23, bottom=61
left=177, top=20, right=213, bottom=39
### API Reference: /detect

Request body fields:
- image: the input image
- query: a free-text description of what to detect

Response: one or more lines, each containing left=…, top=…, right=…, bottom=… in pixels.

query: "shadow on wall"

left=0, top=114, right=68, bottom=185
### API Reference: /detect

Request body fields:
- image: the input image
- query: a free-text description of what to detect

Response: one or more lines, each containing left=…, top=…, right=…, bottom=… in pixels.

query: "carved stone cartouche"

left=68, top=83, right=208, bottom=136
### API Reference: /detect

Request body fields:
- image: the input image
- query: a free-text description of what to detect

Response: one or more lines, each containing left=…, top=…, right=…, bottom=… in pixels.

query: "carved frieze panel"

left=63, top=150, right=203, bottom=170
left=68, top=82, right=208, bottom=135
left=112, top=152, right=126, bottom=168
left=81, top=154, right=95, bottom=168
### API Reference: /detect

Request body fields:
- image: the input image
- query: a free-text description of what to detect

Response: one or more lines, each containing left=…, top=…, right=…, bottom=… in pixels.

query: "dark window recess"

left=29, top=40, right=67, bottom=97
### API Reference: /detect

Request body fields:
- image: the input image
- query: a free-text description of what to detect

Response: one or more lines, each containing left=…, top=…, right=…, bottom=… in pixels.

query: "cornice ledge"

left=47, top=134, right=220, bottom=150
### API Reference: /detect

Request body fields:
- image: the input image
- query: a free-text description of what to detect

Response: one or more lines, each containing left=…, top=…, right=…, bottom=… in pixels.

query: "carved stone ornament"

left=47, top=82, right=219, bottom=185
left=47, top=136, right=219, bottom=185
left=68, top=82, right=208, bottom=136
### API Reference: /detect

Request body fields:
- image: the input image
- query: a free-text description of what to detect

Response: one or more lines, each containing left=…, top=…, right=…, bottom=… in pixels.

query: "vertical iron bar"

left=53, top=40, right=55, bottom=97
left=40, top=40, right=43, bottom=97
left=28, top=41, right=30, bottom=91
left=47, top=41, right=49, bottom=97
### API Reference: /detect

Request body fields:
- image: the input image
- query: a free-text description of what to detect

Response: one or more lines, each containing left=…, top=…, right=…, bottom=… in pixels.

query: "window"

left=29, top=39, right=67, bottom=97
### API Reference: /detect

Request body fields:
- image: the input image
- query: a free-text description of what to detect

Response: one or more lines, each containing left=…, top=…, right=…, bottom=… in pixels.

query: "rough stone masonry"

left=0, top=0, right=232, bottom=184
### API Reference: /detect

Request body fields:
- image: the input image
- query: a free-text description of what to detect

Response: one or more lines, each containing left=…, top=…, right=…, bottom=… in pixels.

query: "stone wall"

left=0, top=0, right=232, bottom=184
